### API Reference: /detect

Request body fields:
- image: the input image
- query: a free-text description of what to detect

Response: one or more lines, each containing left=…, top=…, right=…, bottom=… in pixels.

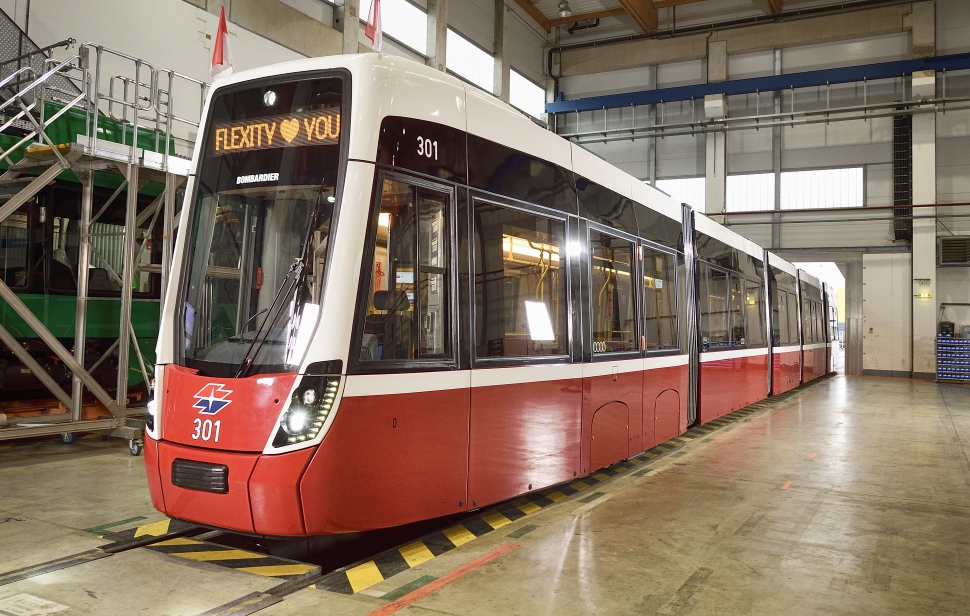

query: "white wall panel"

left=862, top=252, right=911, bottom=375
left=560, top=66, right=654, bottom=99
left=727, top=49, right=773, bottom=80
left=656, top=134, right=705, bottom=178
left=866, top=163, right=892, bottom=207
left=508, top=10, right=546, bottom=85
left=782, top=33, right=910, bottom=73
left=726, top=128, right=771, bottom=174
left=657, top=59, right=705, bottom=88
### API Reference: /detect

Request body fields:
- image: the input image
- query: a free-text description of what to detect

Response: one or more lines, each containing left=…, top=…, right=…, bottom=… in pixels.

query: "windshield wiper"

left=234, top=190, right=327, bottom=378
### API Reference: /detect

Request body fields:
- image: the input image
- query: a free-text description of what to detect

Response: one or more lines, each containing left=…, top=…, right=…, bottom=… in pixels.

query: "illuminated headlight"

left=273, top=376, right=340, bottom=447
left=146, top=399, right=157, bottom=432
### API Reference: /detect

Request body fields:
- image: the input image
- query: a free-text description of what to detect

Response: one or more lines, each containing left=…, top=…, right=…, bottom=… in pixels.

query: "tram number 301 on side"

left=417, top=136, right=438, bottom=160
left=192, top=418, right=222, bottom=443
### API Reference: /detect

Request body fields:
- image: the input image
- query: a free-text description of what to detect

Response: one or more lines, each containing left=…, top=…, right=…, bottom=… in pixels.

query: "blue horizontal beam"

left=546, top=52, right=970, bottom=115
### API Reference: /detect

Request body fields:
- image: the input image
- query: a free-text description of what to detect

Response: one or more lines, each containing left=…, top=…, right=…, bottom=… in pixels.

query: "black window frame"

left=640, top=239, right=682, bottom=355
left=349, top=169, right=460, bottom=374
left=470, top=191, right=574, bottom=368
left=586, top=220, right=641, bottom=362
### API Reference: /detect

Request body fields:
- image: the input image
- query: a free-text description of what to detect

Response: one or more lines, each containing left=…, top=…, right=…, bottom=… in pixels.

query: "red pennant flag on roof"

left=210, top=6, right=234, bottom=80
left=365, top=0, right=382, bottom=53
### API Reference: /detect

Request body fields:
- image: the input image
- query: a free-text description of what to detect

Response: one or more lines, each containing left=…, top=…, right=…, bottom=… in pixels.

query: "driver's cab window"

left=360, top=177, right=451, bottom=363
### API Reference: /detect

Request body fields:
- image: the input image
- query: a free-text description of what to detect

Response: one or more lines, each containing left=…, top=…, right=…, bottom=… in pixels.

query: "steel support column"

left=71, top=168, right=94, bottom=419
left=115, top=163, right=139, bottom=410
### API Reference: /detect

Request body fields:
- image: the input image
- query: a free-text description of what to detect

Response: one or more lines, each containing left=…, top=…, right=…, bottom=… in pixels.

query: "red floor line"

left=366, top=543, right=520, bottom=616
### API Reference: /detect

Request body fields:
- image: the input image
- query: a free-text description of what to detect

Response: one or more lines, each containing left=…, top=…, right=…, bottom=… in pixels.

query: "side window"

left=803, top=297, right=813, bottom=343
left=788, top=292, right=799, bottom=344
left=774, top=289, right=788, bottom=346
left=473, top=200, right=567, bottom=358
left=745, top=280, right=766, bottom=347
left=359, top=177, right=451, bottom=362
left=0, top=206, right=28, bottom=288
left=590, top=230, right=637, bottom=354
left=701, top=264, right=729, bottom=350
left=730, top=276, right=745, bottom=347
left=643, top=247, right=678, bottom=351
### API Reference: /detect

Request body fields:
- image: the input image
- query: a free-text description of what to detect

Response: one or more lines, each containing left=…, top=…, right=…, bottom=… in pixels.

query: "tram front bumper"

left=145, top=435, right=315, bottom=536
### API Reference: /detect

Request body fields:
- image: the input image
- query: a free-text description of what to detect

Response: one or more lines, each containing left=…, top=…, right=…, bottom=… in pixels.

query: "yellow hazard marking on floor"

left=172, top=549, right=264, bottom=562
left=443, top=524, right=476, bottom=547
left=346, top=560, right=383, bottom=593
left=643, top=452, right=657, bottom=458
left=629, top=458, right=644, bottom=465
left=152, top=537, right=202, bottom=546
left=399, top=541, right=435, bottom=567
left=674, top=436, right=692, bottom=442
left=238, top=564, right=318, bottom=577
left=482, top=511, right=512, bottom=530
left=570, top=481, right=591, bottom=491
left=133, top=519, right=171, bottom=537
left=655, top=445, right=672, bottom=452
left=543, top=490, right=568, bottom=501
left=592, top=473, right=610, bottom=481
left=513, top=499, right=541, bottom=515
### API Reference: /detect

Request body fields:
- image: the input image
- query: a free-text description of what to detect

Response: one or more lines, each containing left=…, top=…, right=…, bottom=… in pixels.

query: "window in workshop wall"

left=446, top=29, right=494, bottom=93
left=726, top=172, right=774, bottom=212
left=780, top=167, right=863, bottom=210
left=381, top=0, right=428, bottom=54
left=655, top=177, right=706, bottom=213
left=509, top=70, right=545, bottom=119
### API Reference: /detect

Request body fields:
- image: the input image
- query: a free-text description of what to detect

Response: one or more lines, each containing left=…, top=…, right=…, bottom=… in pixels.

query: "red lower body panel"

left=301, top=388, right=470, bottom=535
left=469, top=378, right=581, bottom=509
left=144, top=434, right=165, bottom=512
left=643, top=365, right=689, bottom=447
left=699, top=352, right=769, bottom=424
left=772, top=350, right=801, bottom=395
left=250, top=448, right=314, bottom=535
left=802, top=346, right=828, bottom=383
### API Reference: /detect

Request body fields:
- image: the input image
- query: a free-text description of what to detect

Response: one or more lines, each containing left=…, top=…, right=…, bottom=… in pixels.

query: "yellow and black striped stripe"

left=100, top=518, right=318, bottom=580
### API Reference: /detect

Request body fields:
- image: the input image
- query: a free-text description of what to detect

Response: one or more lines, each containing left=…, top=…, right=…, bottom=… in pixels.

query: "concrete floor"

left=2, top=375, right=970, bottom=615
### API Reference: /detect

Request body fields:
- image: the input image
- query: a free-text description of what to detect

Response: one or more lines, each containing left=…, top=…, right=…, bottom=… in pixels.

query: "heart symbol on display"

left=279, top=119, right=300, bottom=144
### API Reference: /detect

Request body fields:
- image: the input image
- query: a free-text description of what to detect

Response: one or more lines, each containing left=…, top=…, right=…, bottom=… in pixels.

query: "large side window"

left=643, top=247, right=678, bottom=351
left=359, top=177, right=451, bottom=363
left=590, top=230, right=637, bottom=354
left=0, top=206, right=28, bottom=288
left=730, top=276, right=745, bottom=346
left=473, top=200, right=567, bottom=358
left=745, top=280, right=766, bottom=347
left=701, top=264, right=729, bottom=350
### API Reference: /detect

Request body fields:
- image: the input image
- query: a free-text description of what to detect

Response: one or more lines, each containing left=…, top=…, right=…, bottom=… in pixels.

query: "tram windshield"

left=178, top=75, right=345, bottom=377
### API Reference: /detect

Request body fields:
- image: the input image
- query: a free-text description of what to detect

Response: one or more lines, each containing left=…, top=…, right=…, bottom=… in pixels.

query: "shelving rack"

left=936, top=336, right=970, bottom=382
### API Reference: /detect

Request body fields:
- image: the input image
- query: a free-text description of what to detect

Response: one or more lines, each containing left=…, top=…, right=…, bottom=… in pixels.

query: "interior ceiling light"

left=558, top=0, right=572, bottom=18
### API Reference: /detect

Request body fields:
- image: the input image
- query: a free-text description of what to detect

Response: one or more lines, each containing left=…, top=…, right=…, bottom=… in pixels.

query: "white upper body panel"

left=629, top=181, right=683, bottom=224
left=799, top=270, right=822, bottom=290
left=570, top=143, right=633, bottom=200
left=694, top=213, right=764, bottom=261
left=767, top=251, right=798, bottom=278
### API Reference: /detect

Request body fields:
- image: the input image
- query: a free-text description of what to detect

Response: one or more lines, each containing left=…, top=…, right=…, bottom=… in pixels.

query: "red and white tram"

left=144, top=54, right=834, bottom=537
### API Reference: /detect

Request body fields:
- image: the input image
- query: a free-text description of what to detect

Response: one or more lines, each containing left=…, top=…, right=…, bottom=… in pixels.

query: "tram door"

left=586, top=228, right=642, bottom=470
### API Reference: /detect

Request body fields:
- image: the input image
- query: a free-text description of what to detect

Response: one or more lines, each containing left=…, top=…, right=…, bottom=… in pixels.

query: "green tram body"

left=0, top=102, right=174, bottom=400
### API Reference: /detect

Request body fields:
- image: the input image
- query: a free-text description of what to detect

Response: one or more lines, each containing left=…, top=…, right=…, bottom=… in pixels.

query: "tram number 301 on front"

left=417, top=136, right=438, bottom=160
left=192, top=418, right=222, bottom=443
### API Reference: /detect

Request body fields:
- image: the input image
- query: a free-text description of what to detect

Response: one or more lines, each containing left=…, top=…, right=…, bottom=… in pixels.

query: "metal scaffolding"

left=0, top=39, right=206, bottom=449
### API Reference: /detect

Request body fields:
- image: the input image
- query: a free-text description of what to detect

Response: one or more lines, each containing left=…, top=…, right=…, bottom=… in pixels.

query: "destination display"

left=212, top=107, right=341, bottom=154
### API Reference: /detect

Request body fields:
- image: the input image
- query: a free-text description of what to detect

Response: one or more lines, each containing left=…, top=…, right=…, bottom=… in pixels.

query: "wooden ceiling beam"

left=618, top=0, right=658, bottom=32
left=549, top=8, right=628, bottom=28
left=511, top=0, right=552, bottom=32
left=652, top=0, right=706, bottom=8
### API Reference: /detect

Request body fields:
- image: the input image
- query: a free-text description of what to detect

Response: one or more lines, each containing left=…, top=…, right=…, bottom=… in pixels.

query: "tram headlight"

left=146, top=398, right=157, bottom=432
left=273, top=376, right=340, bottom=447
